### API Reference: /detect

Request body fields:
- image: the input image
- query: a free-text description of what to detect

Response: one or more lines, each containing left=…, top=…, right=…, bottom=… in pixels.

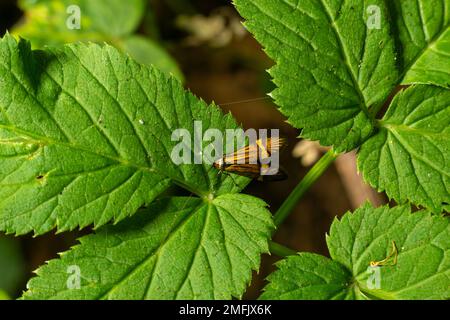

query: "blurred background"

left=0, top=0, right=386, bottom=299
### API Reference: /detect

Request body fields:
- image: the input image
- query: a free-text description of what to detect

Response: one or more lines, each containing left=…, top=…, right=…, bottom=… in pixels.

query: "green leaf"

left=16, top=0, right=145, bottom=39
left=13, top=0, right=183, bottom=80
left=0, top=34, right=244, bottom=235
left=234, top=0, right=450, bottom=211
left=261, top=204, right=450, bottom=300
left=23, top=195, right=273, bottom=300
left=14, top=1, right=112, bottom=48
left=233, top=0, right=399, bottom=152
left=358, top=85, right=450, bottom=212
left=389, top=0, right=450, bottom=88
left=328, top=204, right=450, bottom=299
left=119, top=36, right=184, bottom=82
left=79, top=0, right=145, bottom=37
left=260, top=253, right=357, bottom=300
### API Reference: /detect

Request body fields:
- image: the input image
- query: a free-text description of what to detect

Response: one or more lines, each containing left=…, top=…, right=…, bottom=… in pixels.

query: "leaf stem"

left=273, top=149, right=338, bottom=227
left=269, top=241, right=297, bottom=257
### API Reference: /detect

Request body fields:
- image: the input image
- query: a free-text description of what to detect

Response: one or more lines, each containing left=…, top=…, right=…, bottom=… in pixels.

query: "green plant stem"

left=269, top=241, right=297, bottom=257
left=273, top=149, right=338, bottom=228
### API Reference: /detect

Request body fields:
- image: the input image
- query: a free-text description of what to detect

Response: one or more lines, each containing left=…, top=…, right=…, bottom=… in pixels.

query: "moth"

left=213, top=137, right=287, bottom=181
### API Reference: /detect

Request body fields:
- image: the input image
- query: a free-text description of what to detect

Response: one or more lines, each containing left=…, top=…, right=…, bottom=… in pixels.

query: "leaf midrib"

left=1, top=40, right=214, bottom=198
left=0, top=123, right=155, bottom=173
left=0, top=123, right=211, bottom=197
left=318, top=0, right=371, bottom=121
left=382, top=122, right=450, bottom=139
left=400, top=23, right=450, bottom=82
left=387, top=128, right=450, bottom=179
left=96, top=200, right=207, bottom=300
